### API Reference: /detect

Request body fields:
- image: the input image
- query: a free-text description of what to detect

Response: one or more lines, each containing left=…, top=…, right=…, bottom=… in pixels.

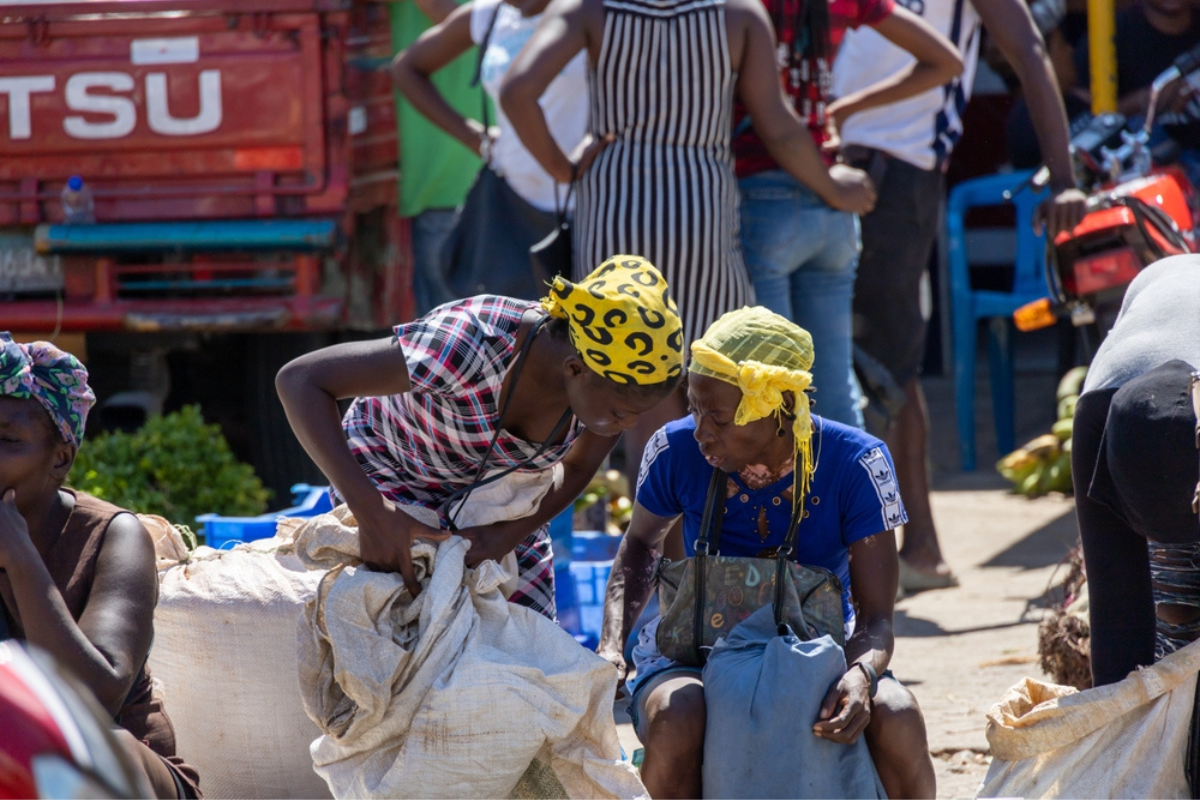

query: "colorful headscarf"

left=541, top=255, right=684, bottom=386
left=689, top=307, right=817, bottom=514
left=0, top=332, right=95, bottom=446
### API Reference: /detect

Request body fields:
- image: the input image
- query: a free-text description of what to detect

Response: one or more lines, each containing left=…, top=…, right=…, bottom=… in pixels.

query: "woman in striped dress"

left=501, top=0, right=879, bottom=473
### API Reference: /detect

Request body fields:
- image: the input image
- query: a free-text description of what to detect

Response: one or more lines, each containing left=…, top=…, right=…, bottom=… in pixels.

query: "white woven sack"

left=294, top=506, right=647, bottom=800
left=979, top=637, right=1200, bottom=799
left=143, top=515, right=331, bottom=800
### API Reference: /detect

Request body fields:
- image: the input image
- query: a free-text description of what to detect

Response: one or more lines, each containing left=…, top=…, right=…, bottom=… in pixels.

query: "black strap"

left=695, top=455, right=808, bottom=629
left=0, top=592, right=11, bottom=642
left=1189, top=676, right=1200, bottom=798
left=694, top=467, right=728, bottom=557
left=471, top=3, right=503, bottom=157
left=445, top=314, right=573, bottom=529
left=551, top=176, right=576, bottom=226
left=695, top=466, right=804, bottom=558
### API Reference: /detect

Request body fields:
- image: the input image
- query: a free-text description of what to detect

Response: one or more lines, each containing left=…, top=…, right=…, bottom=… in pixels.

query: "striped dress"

left=574, top=0, right=753, bottom=346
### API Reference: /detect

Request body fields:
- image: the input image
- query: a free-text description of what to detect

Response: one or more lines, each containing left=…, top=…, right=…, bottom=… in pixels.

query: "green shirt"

left=390, top=2, right=484, bottom=216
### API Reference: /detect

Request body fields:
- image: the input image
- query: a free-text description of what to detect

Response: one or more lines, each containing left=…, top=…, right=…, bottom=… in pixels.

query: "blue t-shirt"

left=636, top=415, right=907, bottom=621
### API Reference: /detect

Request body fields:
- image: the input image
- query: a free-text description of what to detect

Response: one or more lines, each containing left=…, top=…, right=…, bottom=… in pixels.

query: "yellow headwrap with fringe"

left=541, top=255, right=683, bottom=385
left=689, top=306, right=817, bottom=515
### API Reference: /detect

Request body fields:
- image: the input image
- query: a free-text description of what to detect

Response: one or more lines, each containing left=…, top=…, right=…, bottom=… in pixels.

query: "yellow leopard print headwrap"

left=688, top=306, right=816, bottom=515
left=541, top=255, right=684, bottom=386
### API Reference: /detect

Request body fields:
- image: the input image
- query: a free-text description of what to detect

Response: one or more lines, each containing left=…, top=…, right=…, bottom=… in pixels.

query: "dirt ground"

left=616, top=356, right=1079, bottom=799
left=893, top=481, right=1075, bottom=797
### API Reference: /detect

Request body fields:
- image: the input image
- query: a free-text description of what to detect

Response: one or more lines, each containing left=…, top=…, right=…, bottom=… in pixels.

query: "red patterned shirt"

left=338, top=296, right=583, bottom=618
left=733, top=0, right=894, bottom=177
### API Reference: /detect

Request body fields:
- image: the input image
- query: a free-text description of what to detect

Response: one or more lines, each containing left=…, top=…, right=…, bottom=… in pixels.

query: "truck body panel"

left=0, top=0, right=410, bottom=331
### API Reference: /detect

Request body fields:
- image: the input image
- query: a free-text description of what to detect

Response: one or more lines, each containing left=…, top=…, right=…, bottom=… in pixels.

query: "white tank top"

left=470, top=0, right=589, bottom=213
left=831, top=0, right=982, bottom=170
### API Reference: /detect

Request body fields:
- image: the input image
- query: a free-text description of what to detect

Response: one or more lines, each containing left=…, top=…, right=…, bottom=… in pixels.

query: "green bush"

left=69, top=405, right=271, bottom=530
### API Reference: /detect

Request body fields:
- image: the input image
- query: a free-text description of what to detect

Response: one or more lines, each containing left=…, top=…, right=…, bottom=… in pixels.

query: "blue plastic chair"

left=947, top=170, right=1047, bottom=471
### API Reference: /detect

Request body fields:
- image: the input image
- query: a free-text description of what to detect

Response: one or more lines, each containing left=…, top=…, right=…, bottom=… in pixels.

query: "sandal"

left=897, top=558, right=960, bottom=592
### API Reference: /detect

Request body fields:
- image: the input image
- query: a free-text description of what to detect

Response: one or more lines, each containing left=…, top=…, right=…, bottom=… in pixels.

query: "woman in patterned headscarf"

left=596, top=307, right=936, bottom=799
left=277, top=255, right=684, bottom=611
left=0, top=333, right=202, bottom=799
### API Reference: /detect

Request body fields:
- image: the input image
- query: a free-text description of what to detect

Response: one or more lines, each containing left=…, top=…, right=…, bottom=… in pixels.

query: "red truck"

left=0, top=0, right=411, bottom=493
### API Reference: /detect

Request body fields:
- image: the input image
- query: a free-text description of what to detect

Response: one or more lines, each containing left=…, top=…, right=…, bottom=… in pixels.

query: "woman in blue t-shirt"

left=597, top=307, right=934, bottom=799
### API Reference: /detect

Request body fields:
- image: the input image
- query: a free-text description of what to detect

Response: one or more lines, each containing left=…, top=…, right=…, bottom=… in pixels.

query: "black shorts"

left=847, top=149, right=944, bottom=387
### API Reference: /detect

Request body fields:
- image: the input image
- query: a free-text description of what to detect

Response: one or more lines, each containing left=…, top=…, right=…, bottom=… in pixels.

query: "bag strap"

left=690, top=467, right=726, bottom=658
left=471, top=2, right=503, bottom=161
left=1191, top=369, right=1200, bottom=514
left=1188, top=675, right=1200, bottom=798
left=445, top=314, right=573, bottom=529
left=0, top=597, right=11, bottom=642
left=696, top=451, right=809, bottom=630
left=694, top=467, right=727, bottom=557
left=551, top=176, right=576, bottom=226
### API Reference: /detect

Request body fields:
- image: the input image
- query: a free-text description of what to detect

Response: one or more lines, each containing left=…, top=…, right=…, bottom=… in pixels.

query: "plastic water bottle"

left=60, top=175, right=95, bottom=224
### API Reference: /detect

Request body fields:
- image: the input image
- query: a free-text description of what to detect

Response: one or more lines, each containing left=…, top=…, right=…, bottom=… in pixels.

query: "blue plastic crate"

left=571, top=530, right=622, bottom=562
left=555, top=564, right=599, bottom=650
left=548, top=506, right=574, bottom=568
left=197, top=483, right=333, bottom=550
left=569, top=560, right=613, bottom=605
left=560, top=559, right=613, bottom=648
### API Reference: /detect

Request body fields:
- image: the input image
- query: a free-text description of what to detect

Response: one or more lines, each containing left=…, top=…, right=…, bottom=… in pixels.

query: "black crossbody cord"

left=445, top=314, right=573, bottom=529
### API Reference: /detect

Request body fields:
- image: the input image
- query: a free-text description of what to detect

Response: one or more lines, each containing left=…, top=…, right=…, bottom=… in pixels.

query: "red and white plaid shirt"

left=340, top=296, right=583, bottom=617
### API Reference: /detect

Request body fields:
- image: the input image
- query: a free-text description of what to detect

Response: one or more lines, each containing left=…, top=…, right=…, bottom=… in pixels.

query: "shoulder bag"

left=655, top=466, right=846, bottom=666
left=441, top=6, right=574, bottom=299
left=528, top=176, right=574, bottom=281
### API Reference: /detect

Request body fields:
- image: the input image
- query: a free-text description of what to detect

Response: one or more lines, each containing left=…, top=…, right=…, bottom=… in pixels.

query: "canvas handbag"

left=655, top=467, right=845, bottom=666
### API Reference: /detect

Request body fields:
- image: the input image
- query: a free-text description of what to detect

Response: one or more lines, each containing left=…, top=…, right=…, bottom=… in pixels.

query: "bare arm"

left=0, top=498, right=156, bottom=715
left=275, top=339, right=449, bottom=596
left=391, top=2, right=488, bottom=157
left=410, top=0, right=460, bottom=25
left=500, top=0, right=602, bottom=183
left=457, top=429, right=620, bottom=565
left=975, top=0, right=1086, bottom=235
left=827, top=6, right=963, bottom=130
left=596, top=502, right=677, bottom=682
left=813, top=530, right=899, bottom=744
left=726, top=0, right=876, bottom=214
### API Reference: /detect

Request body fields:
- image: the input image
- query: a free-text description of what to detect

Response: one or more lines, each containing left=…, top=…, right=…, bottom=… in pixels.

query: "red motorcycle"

left=0, top=641, right=147, bottom=799
left=1014, top=44, right=1200, bottom=351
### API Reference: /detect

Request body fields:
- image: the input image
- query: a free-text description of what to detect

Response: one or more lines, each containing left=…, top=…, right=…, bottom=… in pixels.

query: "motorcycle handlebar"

left=1147, top=41, right=1200, bottom=133
left=1172, top=41, right=1200, bottom=78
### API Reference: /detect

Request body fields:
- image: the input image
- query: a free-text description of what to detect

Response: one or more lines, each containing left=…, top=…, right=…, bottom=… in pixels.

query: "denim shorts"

left=628, top=663, right=899, bottom=744
left=627, top=664, right=705, bottom=743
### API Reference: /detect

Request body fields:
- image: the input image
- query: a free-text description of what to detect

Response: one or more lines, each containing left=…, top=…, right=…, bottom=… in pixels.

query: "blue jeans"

left=739, top=170, right=864, bottom=429
left=410, top=208, right=457, bottom=315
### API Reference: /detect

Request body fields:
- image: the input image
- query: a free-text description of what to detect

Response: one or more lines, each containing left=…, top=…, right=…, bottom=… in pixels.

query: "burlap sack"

left=979, top=637, right=1200, bottom=798
left=142, top=515, right=331, bottom=800
left=294, top=505, right=646, bottom=800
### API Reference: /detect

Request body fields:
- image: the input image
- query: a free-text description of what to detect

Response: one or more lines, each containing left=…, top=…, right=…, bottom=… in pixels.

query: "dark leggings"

left=1073, top=388, right=1158, bottom=686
